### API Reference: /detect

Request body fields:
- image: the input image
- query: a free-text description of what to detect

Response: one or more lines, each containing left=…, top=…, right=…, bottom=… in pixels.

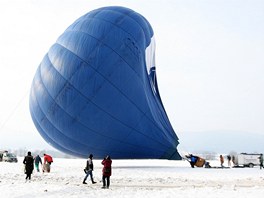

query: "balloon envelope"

left=29, top=6, right=181, bottom=159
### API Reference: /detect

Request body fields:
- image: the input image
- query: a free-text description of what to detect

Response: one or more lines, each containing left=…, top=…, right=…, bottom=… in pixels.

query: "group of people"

left=83, top=154, right=112, bottom=189
left=23, top=151, right=112, bottom=189
left=186, top=153, right=264, bottom=169
left=23, top=152, right=53, bottom=181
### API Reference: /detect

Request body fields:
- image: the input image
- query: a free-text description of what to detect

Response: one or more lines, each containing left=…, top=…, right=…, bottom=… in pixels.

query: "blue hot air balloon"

left=29, top=6, right=181, bottom=159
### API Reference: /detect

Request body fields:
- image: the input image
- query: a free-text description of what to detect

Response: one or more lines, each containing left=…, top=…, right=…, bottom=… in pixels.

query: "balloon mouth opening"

left=145, top=36, right=156, bottom=75
left=145, top=36, right=158, bottom=94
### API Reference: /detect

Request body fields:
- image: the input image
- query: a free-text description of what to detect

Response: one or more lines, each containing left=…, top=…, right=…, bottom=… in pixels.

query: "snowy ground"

left=1, top=158, right=264, bottom=198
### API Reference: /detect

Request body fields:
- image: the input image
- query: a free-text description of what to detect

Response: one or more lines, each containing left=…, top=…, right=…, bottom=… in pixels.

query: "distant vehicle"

left=233, top=153, right=261, bottom=168
left=0, top=151, right=18, bottom=163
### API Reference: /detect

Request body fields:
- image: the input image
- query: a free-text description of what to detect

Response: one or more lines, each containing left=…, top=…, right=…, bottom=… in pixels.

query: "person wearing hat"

left=83, top=154, right=97, bottom=184
left=23, top=151, right=34, bottom=181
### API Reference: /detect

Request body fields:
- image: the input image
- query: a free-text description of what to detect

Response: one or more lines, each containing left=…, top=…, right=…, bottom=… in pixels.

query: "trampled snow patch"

left=0, top=158, right=264, bottom=198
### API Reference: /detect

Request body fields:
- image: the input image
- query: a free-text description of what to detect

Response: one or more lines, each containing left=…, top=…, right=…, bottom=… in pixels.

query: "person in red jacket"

left=43, top=153, right=53, bottom=164
left=101, top=155, right=112, bottom=189
left=43, top=153, right=53, bottom=173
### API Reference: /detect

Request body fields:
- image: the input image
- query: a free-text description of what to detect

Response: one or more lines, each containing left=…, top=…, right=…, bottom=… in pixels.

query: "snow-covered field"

left=1, top=157, right=264, bottom=198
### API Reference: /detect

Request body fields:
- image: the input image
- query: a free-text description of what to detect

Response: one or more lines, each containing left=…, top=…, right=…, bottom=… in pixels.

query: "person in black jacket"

left=23, top=151, right=34, bottom=181
left=83, top=154, right=96, bottom=184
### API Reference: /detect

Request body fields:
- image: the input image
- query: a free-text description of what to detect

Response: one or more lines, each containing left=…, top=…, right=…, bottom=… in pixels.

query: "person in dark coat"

left=83, top=154, right=96, bottom=184
left=101, top=155, right=112, bottom=189
left=227, top=155, right=231, bottom=167
left=23, top=151, right=34, bottom=181
left=259, top=154, right=263, bottom=169
left=34, top=155, right=42, bottom=172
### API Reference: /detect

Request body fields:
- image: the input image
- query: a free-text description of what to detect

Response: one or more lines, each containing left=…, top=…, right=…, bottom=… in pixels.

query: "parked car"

left=0, top=151, right=18, bottom=163
left=232, top=153, right=261, bottom=168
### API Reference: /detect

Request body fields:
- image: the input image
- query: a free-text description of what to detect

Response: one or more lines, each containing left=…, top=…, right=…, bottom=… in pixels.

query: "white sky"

left=0, top=0, right=263, bottom=151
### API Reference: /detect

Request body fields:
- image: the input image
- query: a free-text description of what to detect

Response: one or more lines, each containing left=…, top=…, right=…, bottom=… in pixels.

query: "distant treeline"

left=3, top=148, right=78, bottom=159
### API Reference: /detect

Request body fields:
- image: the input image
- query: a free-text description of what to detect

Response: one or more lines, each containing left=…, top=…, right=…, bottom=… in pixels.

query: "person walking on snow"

left=34, top=154, right=42, bottom=172
left=101, top=155, right=112, bottom=189
left=23, top=151, right=34, bottom=181
left=83, top=154, right=97, bottom=184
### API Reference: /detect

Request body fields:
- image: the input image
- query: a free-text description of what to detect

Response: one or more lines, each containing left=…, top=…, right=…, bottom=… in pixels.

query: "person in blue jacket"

left=186, top=154, right=198, bottom=168
left=34, top=154, right=42, bottom=172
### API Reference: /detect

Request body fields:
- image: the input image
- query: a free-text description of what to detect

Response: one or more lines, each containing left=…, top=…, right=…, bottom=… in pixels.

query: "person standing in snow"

left=227, top=155, right=231, bottom=167
left=101, top=155, right=112, bottom=189
left=220, top=155, right=224, bottom=167
left=83, top=154, right=97, bottom=184
left=232, top=155, right=236, bottom=166
left=23, top=151, right=34, bottom=181
left=34, top=154, right=42, bottom=172
left=259, top=154, right=263, bottom=169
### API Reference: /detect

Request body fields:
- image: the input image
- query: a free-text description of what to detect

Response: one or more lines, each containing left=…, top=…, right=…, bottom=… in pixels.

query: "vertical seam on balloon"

left=35, top=55, right=168, bottom=153
left=56, top=32, right=173, bottom=144
left=52, top=43, right=172, bottom=149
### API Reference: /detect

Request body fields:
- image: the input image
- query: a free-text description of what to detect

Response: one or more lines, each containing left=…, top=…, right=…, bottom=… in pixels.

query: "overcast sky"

left=0, top=0, right=263, bottom=152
